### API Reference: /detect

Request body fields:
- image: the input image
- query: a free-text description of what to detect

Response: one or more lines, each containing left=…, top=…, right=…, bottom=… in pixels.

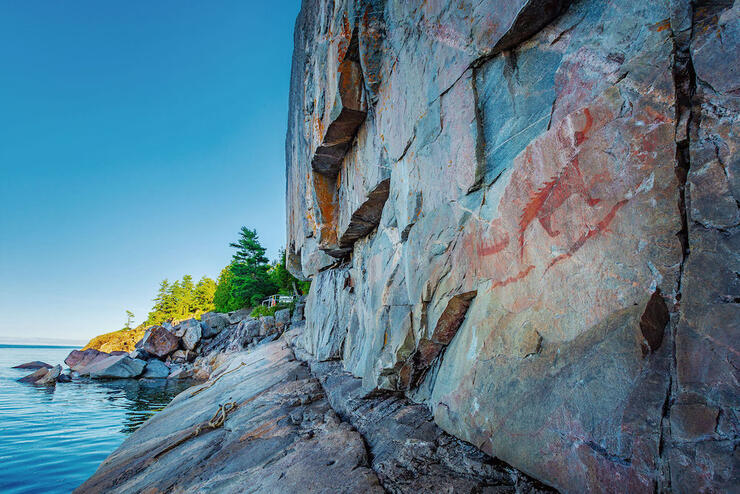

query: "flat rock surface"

left=75, top=338, right=383, bottom=493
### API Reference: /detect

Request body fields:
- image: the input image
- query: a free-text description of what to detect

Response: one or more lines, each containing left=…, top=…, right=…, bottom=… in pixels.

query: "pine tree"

left=228, top=227, right=276, bottom=308
left=194, top=276, right=217, bottom=312
left=146, top=279, right=170, bottom=325
left=124, top=310, right=135, bottom=330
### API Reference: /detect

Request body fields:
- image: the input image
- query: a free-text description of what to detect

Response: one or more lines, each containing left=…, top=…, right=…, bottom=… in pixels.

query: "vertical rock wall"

left=286, top=1, right=739, bottom=491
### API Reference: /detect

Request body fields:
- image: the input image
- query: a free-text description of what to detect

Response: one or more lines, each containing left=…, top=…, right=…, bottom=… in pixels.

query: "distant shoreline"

left=0, top=344, right=81, bottom=349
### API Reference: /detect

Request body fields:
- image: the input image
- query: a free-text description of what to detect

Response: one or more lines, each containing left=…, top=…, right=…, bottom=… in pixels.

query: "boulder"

left=227, top=308, right=251, bottom=325
left=18, top=367, right=50, bottom=383
left=12, top=361, right=52, bottom=370
left=36, top=365, right=62, bottom=385
left=138, top=326, right=180, bottom=358
left=65, top=348, right=110, bottom=372
left=259, top=316, right=276, bottom=337
left=141, top=360, right=170, bottom=379
left=88, top=355, right=146, bottom=379
left=181, top=321, right=201, bottom=351
left=57, top=373, right=72, bottom=383
left=167, top=365, right=193, bottom=380
left=171, top=350, right=196, bottom=364
left=200, top=312, right=229, bottom=338
left=274, top=308, right=291, bottom=328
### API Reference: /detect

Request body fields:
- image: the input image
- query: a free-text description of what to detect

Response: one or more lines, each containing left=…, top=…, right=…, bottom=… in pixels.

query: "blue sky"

left=0, top=0, right=302, bottom=343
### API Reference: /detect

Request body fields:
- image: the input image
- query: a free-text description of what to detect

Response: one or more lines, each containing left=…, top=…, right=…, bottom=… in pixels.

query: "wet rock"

left=12, top=361, right=52, bottom=370
left=88, top=355, right=146, bottom=379
left=36, top=365, right=62, bottom=385
left=18, top=367, right=50, bottom=384
left=141, top=360, right=170, bottom=379
left=57, top=373, right=72, bottom=383
left=200, top=312, right=228, bottom=338
left=138, top=326, right=180, bottom=358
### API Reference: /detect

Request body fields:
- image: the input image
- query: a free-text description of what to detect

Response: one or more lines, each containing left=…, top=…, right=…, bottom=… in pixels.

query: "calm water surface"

left=0, top=345, right=195, bottom=493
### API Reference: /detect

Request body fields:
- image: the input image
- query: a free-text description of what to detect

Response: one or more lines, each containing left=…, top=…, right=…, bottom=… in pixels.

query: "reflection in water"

left=0, top=346, right=199, bottom=494
left=95, top=379, right=195, bottom=434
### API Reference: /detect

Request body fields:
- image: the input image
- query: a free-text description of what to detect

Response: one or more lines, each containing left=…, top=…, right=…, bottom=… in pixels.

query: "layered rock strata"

left=77, top=328, right=552, bottom=493
left=286, top=0, right=739, bottom=491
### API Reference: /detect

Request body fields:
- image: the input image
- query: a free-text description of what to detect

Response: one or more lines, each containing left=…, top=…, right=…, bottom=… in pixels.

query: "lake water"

left=0, top=345, right=195, bottom=493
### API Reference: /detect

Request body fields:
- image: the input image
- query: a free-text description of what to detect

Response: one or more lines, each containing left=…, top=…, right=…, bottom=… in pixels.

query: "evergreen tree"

left=194, top=276, right=217, bottom=312
left=213, top=266, right=236, bottom=312
left=228, top=227, right=276, bottom=308
left=180, top=274, right=195, bottom=314
left=124, top=310, right=134, bottom=330
left=146, top=279, right=170, bottom=325
left=269, top=248, right=310, bottom=295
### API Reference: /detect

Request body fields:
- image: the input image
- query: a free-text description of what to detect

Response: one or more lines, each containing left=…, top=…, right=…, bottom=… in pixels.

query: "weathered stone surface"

left=12, top=361, right=52, bottom=370
left=18, top=367, right=50, bottom=384
left=259, top=316, right=276, bottom=336
left=181, top=321, right=201, bottom=351
left=89, top=356, right=146, bottom=379
left=171, top=349, right=196, bottom=364
left=75, top=339, right=384, bottom=494
left=167, top=365, right=193, bottom=380
left=138, top=325, right=180, bottom=358
left=35, top=364, right=62, bottom=385
left=200, top=312, right=228, bottom=338
left=307, top=357, right=555, bottom=493
left=65, top=348, right=110, bottom=372
left=286, top=0, right=739, bottom=491
left=141, top=360, right=170, bottom=379
left=226, top=308, right=251, bottom=325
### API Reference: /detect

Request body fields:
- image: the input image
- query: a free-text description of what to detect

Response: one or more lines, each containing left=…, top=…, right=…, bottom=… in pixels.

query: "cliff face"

left=286, top=1, right=739, bottom=492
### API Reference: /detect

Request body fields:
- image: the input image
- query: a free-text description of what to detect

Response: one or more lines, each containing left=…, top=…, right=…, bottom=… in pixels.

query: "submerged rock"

left=12, top=361, right=52, bottom=370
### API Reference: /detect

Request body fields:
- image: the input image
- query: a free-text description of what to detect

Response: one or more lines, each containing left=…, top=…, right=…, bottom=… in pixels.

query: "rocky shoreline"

left=15, top=303, right=303, bottom=386
left=73, top=306, right=556, bottom=493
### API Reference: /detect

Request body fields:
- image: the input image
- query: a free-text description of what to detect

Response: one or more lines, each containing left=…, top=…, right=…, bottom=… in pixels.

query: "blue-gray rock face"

left=286, top=0, right=739, bottom=491
left=89, top=356, right=146, bottom=379
left=141, top=359, right=170, bottom=379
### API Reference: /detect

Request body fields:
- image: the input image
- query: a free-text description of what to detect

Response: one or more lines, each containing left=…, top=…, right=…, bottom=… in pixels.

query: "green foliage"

left=269, top=248, right=310, bottom=296
left=250, top=302, right=291, bottom=318
left=124, top=310, right=134, bottom=330
left=145, top=274, right=217, bottom=325
left=229, top=227, right=276, bottom=308
left=213, top=265, right=241, bottom=313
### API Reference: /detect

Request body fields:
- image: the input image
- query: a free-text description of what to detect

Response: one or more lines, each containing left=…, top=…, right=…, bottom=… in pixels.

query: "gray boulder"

left=167, top=365, right=193, bottom=380
left=274, top=308, right=291, bottom=326
left=171, top=349, right=196, bottom=364
left=142, top=360, right=170, bottom=379
left=181, top=321, right=201, bottom=351
left=200, top=312, right=228, bottom=338
left=36, top=365, right=62, bottom=385
left=259, top=316, right=276, bottom=336
left=89, top=355, right=146, bottom=379
left=227, top=308, right=251, bottom=325
left=18, top=367, right=50, bottom=384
